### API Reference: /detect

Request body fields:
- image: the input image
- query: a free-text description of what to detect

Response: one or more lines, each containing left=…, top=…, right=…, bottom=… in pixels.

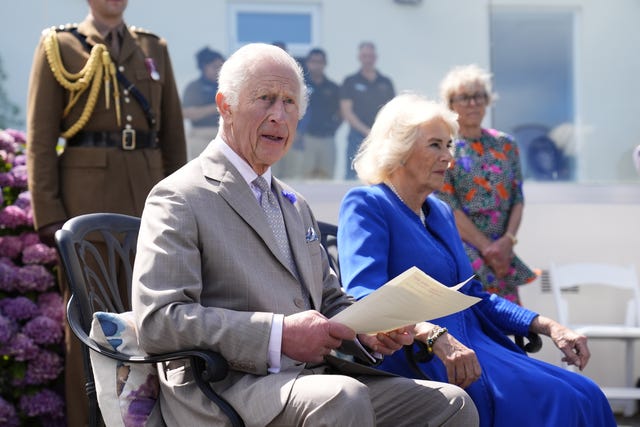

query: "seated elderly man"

left=130, top=43, right=478, bottom=426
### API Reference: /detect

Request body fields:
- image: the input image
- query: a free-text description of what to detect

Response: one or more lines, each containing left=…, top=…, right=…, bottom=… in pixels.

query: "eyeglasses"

left=450, top=92, right=488, bottom=106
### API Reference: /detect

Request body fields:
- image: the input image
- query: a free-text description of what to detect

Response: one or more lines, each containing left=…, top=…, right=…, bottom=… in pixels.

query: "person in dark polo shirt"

left=183, top=47, right=225, bottom=160
left=301, top=48, right=342, bottom=179
left=340, top=41, right=395, bottom=180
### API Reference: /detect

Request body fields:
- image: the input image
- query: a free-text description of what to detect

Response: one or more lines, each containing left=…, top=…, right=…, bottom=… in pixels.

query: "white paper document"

left=331, top=266, right=481, bottom=334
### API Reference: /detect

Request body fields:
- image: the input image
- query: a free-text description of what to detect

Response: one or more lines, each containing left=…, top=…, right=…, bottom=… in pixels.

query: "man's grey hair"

left=218, top=43, right=308, bottom=119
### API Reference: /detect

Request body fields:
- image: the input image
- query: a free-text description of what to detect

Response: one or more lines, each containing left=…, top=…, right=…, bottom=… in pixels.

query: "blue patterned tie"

left=253, top=177, right=309, bottom=307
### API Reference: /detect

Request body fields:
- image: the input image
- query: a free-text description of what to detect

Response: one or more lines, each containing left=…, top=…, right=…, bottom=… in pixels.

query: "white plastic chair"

left=549, top=262, right=640, bottom=416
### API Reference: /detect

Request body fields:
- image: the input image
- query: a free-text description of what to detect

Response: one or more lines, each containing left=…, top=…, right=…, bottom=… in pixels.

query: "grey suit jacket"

left=131, top=142, right=354, bottom=426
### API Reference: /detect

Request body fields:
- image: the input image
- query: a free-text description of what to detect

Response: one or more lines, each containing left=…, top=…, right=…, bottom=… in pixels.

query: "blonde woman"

left=338, top=93, right=616, bottom=427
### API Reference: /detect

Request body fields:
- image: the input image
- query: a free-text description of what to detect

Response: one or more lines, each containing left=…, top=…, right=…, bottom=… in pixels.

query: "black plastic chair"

left=55, top=213, right=244, bottom=427
left=317, top=220, right=542, bottom=380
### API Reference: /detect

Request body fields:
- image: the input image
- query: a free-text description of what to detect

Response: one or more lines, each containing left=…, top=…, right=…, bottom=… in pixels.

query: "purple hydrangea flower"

left=37, top=292, right=65, bottom=324
left=4, top=129, right=26, bottom=144
left=23, top=315, right=63, bottom=345
left=14, top=191, right=31, bottom=210
left=281, top=190, right=297, bottom=204
left=12, top=154, right=26, bottom=167
left=5, top=332, right=38, bottom=361
left=0, top=314, right=16, bottom=344
left=0, top=205, right=29, bottom=229
left=24, top=207, right=34, bottom=227
left=16, top=264, right=55, bottom=293
left=0, top=396, right=20, bottom=427
left=18, top=389, right=64, bottom=419
left=10, top=165, right=27, bottom=188
left=0, top=236, right=24, bottom=259
left=0, top=296, right=39, bottom=321
left=0, top=131, right=17, bottom=153
left=23, top=350, right=64, bottom=385
left=0, top=172, right=15, bottom=187
left=0, top=258, right=19, bottom=292
left=20, top=231, right=40, bottom=247
left=1, top=127, right=65, bottom=425
left=22, top=243, right=57, bottom=265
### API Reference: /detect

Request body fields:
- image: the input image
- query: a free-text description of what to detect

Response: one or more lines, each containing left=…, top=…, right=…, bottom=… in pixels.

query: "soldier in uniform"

left=26, top=0, right=186, bottom=425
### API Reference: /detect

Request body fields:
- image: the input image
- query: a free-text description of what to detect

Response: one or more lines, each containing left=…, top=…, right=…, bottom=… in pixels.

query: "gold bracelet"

left=426, top=327, right=448, bottom=354
left=504, top=232, right=518, bottom=245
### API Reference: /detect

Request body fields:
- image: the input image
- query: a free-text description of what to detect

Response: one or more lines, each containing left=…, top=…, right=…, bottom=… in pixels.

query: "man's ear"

left=216, top=92, right=231, bottom=119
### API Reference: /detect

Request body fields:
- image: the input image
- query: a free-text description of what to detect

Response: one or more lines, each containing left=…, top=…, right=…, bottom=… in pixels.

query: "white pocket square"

left=306, top=227, right=318, bottom=242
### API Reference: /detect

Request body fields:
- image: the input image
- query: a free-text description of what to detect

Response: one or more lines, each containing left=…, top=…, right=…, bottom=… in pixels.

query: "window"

left=490, top=8, right=576, bottom=181
left=228, top=3, right=320, bottom=58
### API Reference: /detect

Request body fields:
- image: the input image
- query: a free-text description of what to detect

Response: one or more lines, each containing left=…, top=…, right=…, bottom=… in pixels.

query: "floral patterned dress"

left=437, top=128, right=537, bottom=303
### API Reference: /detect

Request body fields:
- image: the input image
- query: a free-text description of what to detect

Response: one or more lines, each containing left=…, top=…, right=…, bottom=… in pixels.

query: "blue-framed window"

left=490, top=8, right=576, bottom=182
left=229, top=4, right=320, bottom=58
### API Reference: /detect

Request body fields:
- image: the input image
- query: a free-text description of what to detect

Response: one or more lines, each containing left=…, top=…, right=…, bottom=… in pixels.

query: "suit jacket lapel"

left=200, top=146, right=294, bottom=274
left=273, top=178, right=316, bottom=306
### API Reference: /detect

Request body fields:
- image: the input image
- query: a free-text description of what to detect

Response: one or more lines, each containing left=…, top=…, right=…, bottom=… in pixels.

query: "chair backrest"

left=549, top=262, right=640, bottom=327
left=57, top=213, right=140, bottom=334
left=57, top=213, right=246, bottom=427
left=55, top=213, right=141, bottom=426
left=318, top=221, right=340, bottom=280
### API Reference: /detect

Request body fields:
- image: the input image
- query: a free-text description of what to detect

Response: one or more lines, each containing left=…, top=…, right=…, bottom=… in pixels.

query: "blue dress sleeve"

left=338, top=187, right=392, bottom=300
left=430, top=197, right=539, bottom=336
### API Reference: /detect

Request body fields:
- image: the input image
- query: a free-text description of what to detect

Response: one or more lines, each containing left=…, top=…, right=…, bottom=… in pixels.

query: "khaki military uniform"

left=26, top=18, right=186, bottom=427
left=27, top=19, right=186, bottom=229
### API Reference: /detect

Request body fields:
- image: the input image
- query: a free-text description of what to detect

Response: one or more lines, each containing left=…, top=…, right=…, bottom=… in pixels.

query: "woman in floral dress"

left=437, top=65, right=536, bottom=304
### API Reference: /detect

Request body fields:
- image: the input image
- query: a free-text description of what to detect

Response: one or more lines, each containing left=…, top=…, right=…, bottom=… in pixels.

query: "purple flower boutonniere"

left=282, top=190, right=297, bottom=204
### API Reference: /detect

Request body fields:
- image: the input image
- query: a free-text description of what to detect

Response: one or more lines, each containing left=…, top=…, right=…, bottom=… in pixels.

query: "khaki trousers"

left=302, top=134, right=336, bottom=179
left=268, top=371, right=479, bottom=427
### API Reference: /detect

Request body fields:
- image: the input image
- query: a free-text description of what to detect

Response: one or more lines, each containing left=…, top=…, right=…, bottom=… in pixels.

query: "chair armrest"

left=403, top=342, right=433, bottom=380
left=67, top=301, right=245, bottom=427
left=89, top=342, right=243, bottom=427
left=404, top=332, right=543, bottom=380
left=515, top=332, right=543, bottom=353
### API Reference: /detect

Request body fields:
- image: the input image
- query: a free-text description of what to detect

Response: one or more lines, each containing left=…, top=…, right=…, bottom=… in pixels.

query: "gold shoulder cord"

left=43, top=27, right=121, bottom=139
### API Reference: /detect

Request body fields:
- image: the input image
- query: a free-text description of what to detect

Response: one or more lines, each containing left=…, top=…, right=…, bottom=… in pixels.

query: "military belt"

left=66, top=130, right=158, bottom=150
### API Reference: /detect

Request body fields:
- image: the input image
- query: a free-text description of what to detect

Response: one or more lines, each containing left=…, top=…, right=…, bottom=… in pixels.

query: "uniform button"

left=126, top=115, right=132, bottom=122
left=125, top=124, right=132, bottom=129
left=124, top=97, right=130, bottom=103
left=123, top=89, right=129, bottom=95
left=118, top=65, right=125, bottom=72
left=294, top=297, right=305, bottom=308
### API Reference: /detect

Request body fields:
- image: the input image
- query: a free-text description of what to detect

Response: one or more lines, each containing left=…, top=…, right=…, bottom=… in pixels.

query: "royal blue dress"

left=338, top=184, right=615, bottom=427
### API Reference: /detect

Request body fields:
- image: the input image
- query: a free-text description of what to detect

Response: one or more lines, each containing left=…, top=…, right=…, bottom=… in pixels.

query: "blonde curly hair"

left=439, top=64, right=496, bottom=108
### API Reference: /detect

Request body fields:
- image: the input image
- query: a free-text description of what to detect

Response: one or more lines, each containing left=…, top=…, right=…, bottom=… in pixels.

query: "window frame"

left=228, top=3, right=321, bottom=58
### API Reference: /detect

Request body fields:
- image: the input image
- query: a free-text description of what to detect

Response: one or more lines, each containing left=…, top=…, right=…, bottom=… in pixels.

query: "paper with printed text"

left=332, top=266, right=480, bottom=333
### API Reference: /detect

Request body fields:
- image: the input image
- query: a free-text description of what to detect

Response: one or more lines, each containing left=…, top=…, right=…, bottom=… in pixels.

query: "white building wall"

left=3, top=0, right=639, bottom=181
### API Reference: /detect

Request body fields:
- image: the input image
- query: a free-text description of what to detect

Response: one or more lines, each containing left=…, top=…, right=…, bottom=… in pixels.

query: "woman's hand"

left=358, top=326, right=413, bottom=356
left=432, top=334, right=482, bottom=388
left=481, top=237, right=514, bottom=278
left=415, top=323, right=482, bottom=389
left=530, top=316, right=591, bottom=370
